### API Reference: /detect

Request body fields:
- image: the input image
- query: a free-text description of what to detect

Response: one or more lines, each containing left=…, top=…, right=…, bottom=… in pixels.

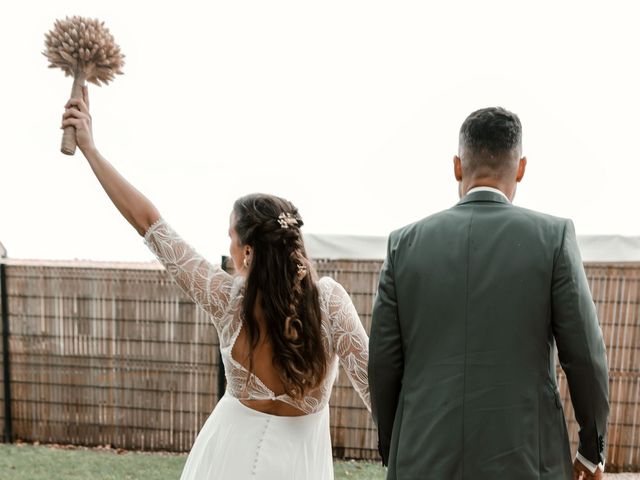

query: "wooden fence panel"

left=315, top=261, right=640, bottom=468
left=558, top=264, right=640, bottom=472
left=0, top=264, right=5, bottom=441
left=5, top=263, right=220, bottom=452
left=1, top=259, right=638, bottom=470
left=315, top=260, right=382, bottom=459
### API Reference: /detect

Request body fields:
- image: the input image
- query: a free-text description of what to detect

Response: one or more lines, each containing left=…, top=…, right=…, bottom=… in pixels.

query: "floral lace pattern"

left=143, top=217, right=370, bottom=414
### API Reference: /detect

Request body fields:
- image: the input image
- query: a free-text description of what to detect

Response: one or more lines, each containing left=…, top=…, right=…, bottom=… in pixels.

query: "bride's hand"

left=61, top=85, right=96, bottom=154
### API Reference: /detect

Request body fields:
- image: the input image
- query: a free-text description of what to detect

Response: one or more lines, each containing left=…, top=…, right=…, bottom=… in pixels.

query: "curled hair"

left=458, top=106, right=522, bottom=177
left=232, top=193, right=327, bottom=399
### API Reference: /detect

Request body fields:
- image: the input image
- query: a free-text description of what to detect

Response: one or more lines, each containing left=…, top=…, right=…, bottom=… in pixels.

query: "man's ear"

left=454, top=155, right=463, bottom=181
left=516, top=157, right=527, bottom=183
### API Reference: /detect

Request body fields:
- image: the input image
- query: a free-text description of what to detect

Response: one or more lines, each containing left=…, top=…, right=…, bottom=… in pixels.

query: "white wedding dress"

left=143, top=218, right=371, bottom=479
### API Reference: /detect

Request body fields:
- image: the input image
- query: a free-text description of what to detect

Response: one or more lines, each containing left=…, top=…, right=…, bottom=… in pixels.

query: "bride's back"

left=232, top=312, right=308, bottom=416
left=143, top=194, right=370, bottom=417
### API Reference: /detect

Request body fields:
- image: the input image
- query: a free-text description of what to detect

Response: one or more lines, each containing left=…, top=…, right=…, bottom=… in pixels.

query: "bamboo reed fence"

left=0, top=258, right=638, bottom=470
left=558, top=264, right=640, bottom=472
left=0, top=263, right=7, bottom=444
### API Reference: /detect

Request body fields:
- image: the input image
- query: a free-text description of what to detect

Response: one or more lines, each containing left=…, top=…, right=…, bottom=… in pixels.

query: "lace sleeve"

left=143, top=217, right=234, bottom=330
left=326, top=278, right=371, bottom=412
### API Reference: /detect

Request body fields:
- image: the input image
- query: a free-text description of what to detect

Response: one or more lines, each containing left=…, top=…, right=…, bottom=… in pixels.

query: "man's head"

left=454, top=107, right=527, bottom=200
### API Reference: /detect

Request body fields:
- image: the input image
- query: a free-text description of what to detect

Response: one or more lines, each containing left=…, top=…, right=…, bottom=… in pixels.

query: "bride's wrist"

left=81, top=145, right=100, bottom=161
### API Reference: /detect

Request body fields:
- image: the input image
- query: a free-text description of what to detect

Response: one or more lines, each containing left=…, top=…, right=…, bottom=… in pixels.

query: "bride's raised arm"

left=63, top=86, right=159, bottom=236
left=63, top=86, right=235, bottom=326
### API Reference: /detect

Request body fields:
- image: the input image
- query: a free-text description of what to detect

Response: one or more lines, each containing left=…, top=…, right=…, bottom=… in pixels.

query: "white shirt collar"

left=466, top=186, right=510, bottom=203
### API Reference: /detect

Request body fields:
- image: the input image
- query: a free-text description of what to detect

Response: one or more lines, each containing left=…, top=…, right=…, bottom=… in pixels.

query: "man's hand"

left=573, top=459, right=603, bottom=480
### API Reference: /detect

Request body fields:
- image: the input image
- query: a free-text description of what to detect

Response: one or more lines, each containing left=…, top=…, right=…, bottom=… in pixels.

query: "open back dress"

left=143, top=218, right=371, bottom=479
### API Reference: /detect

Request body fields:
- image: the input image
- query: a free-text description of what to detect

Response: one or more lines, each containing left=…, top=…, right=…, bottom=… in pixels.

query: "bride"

left=62, top=87, right=371, bottom=479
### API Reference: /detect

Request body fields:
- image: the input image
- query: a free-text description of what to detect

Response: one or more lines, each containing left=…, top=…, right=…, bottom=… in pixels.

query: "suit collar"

left=457, top=189, right=512, bottom=206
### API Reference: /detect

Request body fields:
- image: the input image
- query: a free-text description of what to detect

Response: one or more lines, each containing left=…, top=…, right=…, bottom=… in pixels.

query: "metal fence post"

left=0, top=244, right=12, bottom=443
left=217, top=256, right=231, bottom=401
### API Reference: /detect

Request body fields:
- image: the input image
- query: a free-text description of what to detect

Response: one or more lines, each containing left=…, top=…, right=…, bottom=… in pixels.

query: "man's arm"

left=369, top=233, right=404, bottom=465
left=551, top=219, right=609, bottom=470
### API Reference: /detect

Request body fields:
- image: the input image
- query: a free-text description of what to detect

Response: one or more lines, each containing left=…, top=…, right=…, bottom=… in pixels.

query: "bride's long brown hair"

left=232, top=193, right=327, bottom=399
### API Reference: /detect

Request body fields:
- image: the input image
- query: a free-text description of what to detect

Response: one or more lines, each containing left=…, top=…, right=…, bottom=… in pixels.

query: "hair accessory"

left=278, top=212, right=298, bottom=229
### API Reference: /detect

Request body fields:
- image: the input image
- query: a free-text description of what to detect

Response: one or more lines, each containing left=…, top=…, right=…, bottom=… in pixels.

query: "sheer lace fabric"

left=143, top=217, right=370, bottom=414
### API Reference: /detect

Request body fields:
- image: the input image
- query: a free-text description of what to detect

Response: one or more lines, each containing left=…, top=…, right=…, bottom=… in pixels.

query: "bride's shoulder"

left=316, top=276, right=349, bottom=302
left=316, top=275, right=338, bottom=291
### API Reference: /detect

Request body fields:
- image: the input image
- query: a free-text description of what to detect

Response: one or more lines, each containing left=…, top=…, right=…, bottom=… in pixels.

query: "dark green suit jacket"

left=369, top=190, right=609, bottom=479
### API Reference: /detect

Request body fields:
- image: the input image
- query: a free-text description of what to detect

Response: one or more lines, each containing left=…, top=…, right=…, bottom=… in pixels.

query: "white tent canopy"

left=304, top=233, right=640, bottom=263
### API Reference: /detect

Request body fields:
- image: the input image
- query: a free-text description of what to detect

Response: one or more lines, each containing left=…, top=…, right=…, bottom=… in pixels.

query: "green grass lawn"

left=2, top=444, right=638, bottom=479
left=0, top=443, right=385, bottom=480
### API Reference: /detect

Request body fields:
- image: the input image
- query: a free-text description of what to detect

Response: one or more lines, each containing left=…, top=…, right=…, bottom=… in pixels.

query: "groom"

left=368, top=107, right=609, bottom=479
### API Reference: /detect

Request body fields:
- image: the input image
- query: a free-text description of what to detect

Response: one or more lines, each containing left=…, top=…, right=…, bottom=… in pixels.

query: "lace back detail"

left=143, top=217, right=370, bottom=414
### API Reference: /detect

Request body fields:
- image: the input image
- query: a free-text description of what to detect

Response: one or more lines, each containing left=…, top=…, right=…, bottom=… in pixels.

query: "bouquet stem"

left=61, top=70, right=87, bottom=156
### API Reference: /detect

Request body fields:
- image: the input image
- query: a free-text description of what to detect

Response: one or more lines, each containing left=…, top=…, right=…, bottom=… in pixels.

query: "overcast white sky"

left=1, top=0, right=639, bottom=262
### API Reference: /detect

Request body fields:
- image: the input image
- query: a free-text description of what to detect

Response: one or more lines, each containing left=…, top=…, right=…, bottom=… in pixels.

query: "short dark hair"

left=458, top=107, right=522, bottom=176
